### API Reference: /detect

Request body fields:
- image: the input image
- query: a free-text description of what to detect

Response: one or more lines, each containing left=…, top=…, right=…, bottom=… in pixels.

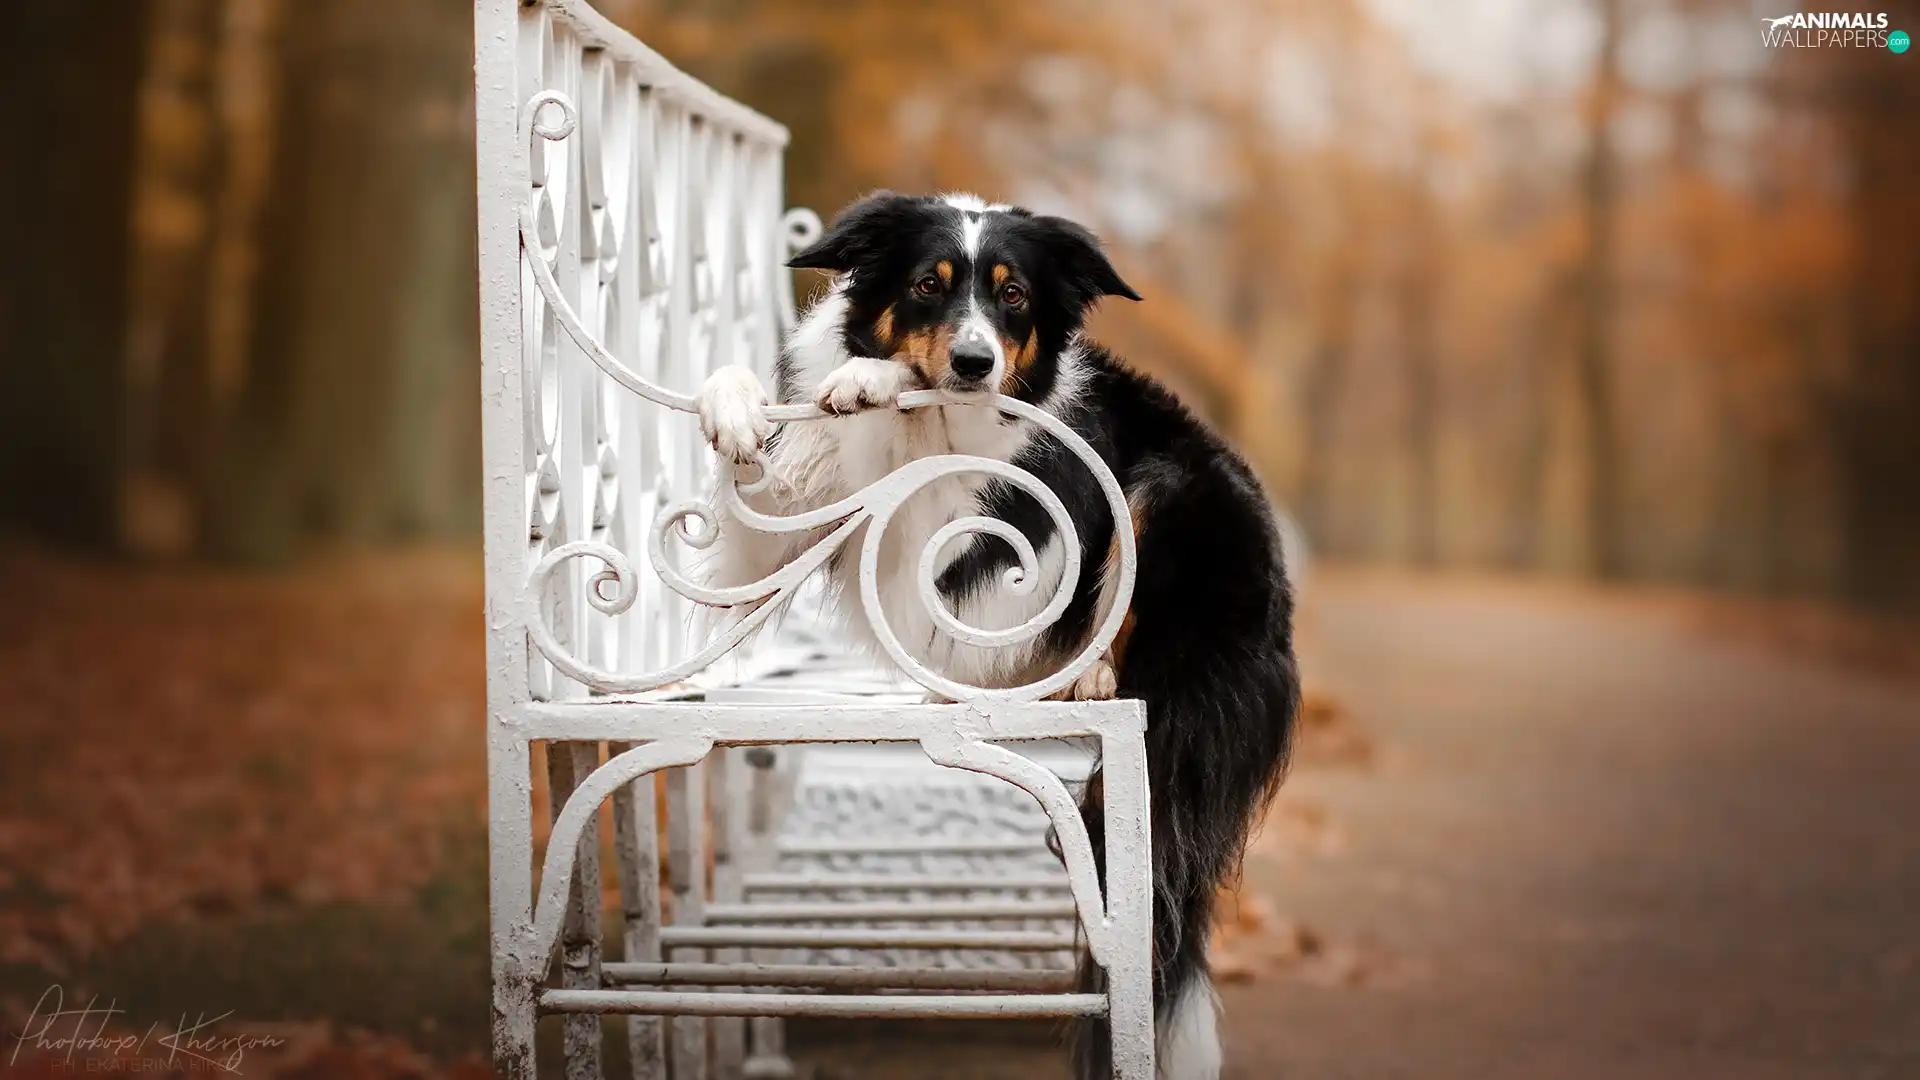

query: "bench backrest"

left=477, top=0, right=1135, bottom=709
left=478, top=0, right=811, bottom=706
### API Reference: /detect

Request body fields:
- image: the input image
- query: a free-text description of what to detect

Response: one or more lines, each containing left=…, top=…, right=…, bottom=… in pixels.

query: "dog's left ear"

left=788, top=190, right=921, bottom=275
left=1033, top=216, right=1142, bottom=304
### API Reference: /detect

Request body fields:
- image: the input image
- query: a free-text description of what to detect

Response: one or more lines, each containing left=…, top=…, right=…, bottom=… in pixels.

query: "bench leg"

left=667, top=756, right=711, bottom=1080
left=550, top=741, right=607, bottom=1080
left=711, top=749, right=749, bottom=1079
left=611, top=745, right=667, bottom=1080
left=491, top=733, right=538, bottom=1080
left=1104, top=728, right=1155, bottom=1080
left=743, top=1016, right=794, bottom=1078
left=742, top=750, right=796, bottom=1079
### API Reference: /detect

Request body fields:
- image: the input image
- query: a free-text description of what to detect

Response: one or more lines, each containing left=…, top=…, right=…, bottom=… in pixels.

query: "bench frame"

left=474, top=2, right=1154, bottom=1076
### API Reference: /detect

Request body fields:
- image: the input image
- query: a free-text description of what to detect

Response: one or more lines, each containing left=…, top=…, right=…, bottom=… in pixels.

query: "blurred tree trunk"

left=1295, top=0, right=1364, bottom=549
left=1830, top=2, right=1920, bottom=613
left=209, top=0, right=479, bottom=562
left=1572, top=0, right=1624, bottom=578
left=201, top=0, right=282, bottom=550
left=123, top=0, right=225, bottom=558
left=1398, top=125, right=1443, bottom=567
left=1512, top=296, right=1560, bottom=569
left=0, top=3, right=150, bottom=548
left=1298, top=252, right=1357, bottom=548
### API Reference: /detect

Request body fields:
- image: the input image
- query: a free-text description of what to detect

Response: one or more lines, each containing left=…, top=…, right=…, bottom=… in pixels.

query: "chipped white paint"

left=476, top=2, right=1153, bottom=1078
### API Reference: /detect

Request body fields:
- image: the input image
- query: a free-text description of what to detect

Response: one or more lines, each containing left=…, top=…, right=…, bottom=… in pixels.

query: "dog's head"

left=789, top=192, right=1140, bottom=399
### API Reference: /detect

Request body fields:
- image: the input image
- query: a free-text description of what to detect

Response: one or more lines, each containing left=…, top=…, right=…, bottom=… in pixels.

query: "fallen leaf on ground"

left=0, top=545, right=489, bottom=966
left=1292, top=690, right=1375, bottom=768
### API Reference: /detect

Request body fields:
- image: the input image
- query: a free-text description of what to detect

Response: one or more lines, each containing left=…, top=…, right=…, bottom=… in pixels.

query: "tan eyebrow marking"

left=935, top=260, right=953, bottom=286
left=992, top=264, right=1011, bottom=286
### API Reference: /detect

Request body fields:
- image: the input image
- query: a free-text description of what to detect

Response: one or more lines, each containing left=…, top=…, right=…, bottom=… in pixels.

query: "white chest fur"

left=760, top=291, right=1071, bottom=688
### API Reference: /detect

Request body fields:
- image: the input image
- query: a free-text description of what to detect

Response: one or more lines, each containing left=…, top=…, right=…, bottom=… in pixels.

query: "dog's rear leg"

left=1050, top=649, right=1118, bottom=702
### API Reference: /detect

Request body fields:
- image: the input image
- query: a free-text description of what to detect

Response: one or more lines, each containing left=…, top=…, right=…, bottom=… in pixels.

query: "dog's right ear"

left=788, top=190, right=920, bottom=274
left=1031, top=215, right=1141, bottom=305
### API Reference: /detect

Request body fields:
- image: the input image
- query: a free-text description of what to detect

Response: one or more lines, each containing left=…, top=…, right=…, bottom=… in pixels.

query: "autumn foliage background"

left=0, top=0, right=1917, bottom=1077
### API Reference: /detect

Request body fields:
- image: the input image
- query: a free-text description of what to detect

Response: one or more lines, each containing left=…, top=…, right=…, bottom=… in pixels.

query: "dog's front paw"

left=814, top=356, right=908, bottom=415
left=697, top=366, right=771, bottom=464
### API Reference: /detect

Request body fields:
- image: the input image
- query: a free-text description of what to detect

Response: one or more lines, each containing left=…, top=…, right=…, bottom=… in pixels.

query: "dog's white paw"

left=698, top=366, right=771, bottom=464
left=814, top=356, right=908, bottom=415
left=1054, top=653, right=1118, bottom=701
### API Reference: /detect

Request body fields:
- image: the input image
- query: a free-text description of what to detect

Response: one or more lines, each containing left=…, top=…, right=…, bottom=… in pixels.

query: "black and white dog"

left=696, top=192, right=1299, bottom=1079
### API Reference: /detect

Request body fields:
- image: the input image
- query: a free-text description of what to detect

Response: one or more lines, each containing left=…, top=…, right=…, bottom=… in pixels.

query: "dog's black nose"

left=949, top=343, right=995, bottom=383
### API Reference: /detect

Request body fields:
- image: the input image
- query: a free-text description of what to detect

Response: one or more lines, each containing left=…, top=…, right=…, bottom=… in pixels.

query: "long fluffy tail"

left=1070, top=884, right=1222, bottom=1080
left=1067, top=635, right=1297, bottom=1078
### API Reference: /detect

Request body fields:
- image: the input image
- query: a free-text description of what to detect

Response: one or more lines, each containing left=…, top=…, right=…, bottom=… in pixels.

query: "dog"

left=695, top=191, right=1299, bottom=1079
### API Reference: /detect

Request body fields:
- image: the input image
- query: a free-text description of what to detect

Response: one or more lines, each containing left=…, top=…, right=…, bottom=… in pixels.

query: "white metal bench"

left=474, top=2, right=1153, bottom=1077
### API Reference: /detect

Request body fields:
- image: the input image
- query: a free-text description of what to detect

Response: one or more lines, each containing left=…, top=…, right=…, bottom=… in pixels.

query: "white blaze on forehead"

left=937, top=192, right=1010, bottom=384
left=940, top=192, right=1010, bottom=214
left=959, top=212, right=985, bottom=257
left=941, top=192, right=1010, bottom=258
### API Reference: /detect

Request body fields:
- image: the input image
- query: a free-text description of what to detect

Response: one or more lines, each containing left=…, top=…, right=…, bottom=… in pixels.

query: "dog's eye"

left=999, top=283, right=1027, bottom=307
left=912, top=275, right=941, bottom=297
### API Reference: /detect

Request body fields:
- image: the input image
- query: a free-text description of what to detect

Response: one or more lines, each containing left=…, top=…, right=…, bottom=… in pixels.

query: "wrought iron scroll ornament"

left=518, top=89, right=1139, bottom=705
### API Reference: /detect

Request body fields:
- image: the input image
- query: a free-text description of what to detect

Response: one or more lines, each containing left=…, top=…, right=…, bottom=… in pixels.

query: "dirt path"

left=1224, top=572, right=1920, bottom=1080
left=802, top=572, right=1920, bottom=1079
